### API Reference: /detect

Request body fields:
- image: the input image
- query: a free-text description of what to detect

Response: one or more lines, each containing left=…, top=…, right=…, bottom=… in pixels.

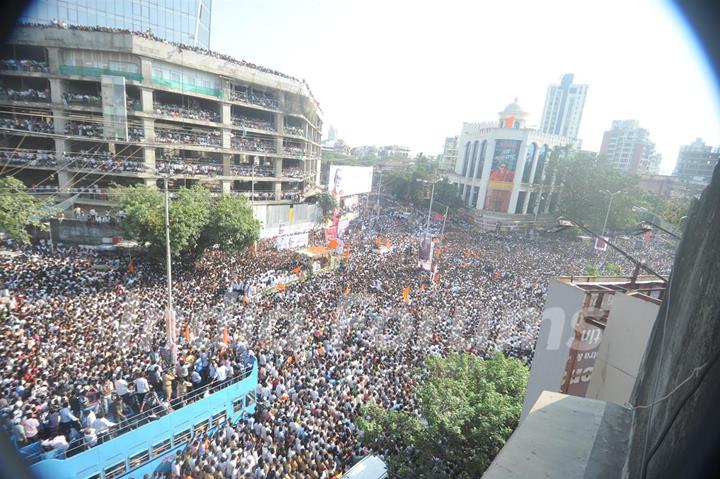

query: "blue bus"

left=19, top=363, right=258, bottom=479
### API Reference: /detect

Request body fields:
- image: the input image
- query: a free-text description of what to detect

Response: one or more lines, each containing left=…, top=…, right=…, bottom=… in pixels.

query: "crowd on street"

left=0, top=199, right=676, bottom=478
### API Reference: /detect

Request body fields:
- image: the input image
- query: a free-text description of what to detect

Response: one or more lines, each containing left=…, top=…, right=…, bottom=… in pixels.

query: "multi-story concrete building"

left=673, top=137, right=719, bottom=187
left=599, top=120, right=661, bottom=175
left=0, top=25, right=322, bottom=212
left=439, top=135, right=458, bottom=172
left=451, top=100, right=572, bottom=220
left=539, top=73, right=588, bottom=140
left=378, top=144, right=411, bottom=159
left=20, top=0, right=213, bottom=49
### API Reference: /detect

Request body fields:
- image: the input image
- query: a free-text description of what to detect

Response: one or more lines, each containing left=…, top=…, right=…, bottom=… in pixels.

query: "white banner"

left=329, top=165, right=373, bottom=197
left=276, top=232, right=309, bottom=250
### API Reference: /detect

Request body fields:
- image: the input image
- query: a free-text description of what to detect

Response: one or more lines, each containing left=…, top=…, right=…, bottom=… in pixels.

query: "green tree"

left=116, top=184, right=211, bottom=258
left=315, top=192, right=337, bottom=221
left=358, top=353, right=529, bottom=478
left=604, top=262, right=624, bottom=276
left=554, top=150, right=647, bottom=233
left=585, top=263, right=601, bottom=276
left=660, top=196, right=692, bottom=227
left=199, top=194, right=260, bottom=254
left=0, top=177, right=49, bottom=243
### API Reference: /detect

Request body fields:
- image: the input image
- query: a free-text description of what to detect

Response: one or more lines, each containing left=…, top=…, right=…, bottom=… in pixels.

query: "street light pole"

left=163, top=175, right=177, bottom=365
left=426, top=181, right=436, bottom=235
left=601, top=190, right=621, bottom=237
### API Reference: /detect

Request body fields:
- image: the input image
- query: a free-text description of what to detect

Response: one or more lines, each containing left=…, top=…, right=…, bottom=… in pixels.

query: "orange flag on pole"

left=328, top=239, right=338, bottom=249
left=183, top=324, right=190, bottom=341
left=223, top=327, right=229, bottom=345
left=276, top=283, right=286, bottom=291
left=402, top=286, right=410, bottom=303
left=128, top=259, right=135, bottom=274
left=291, top=265, right=302, bottom=274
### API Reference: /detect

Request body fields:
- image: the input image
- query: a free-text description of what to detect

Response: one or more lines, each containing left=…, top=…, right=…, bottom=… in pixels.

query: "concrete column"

left=522, top=188, right=532, bottom=214
left=274, top=157, right=282, bottom=177
left=277, top=91, right=286, bottom=111
left=143, top=177, right=157, bottom=188
left=143, top=146, right=156, bottom=172
left=275, top=112, right=284, bottom=135
left=141, top=88, right=154, bottom=114
left=57, top=170, right=72, bottom=190
left=528, top=146, right=542, bottom=186
left=54, top=139, right=66, bottom=172
left=46, top=47, right=61, bottom=74
left=222, top=153, right=233, bottom=176
left=142, top=118, right=155, bottom=141
left=140, top=58, right=153, bottom=86
left=222, top=129, right=232, bottom=149
left=221, top=103, right=232, bottom=126
left=52, top=108, right=66, bottom=135
left=273, top=181, right=282, bottom=201
left=221, top=180, right=231, bottom=194
left=476, top=140, right=496, bottom=211
left=49, top=78, right=64, bottom=105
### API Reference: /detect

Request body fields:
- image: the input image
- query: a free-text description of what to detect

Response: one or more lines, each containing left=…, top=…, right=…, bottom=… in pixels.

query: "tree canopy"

left=554, top=150, right=656, bottom=234
left=0, top=176, right=49, bottom=243
left=116, top=184, right=259, bottom=259
left=358, top=353, right=529, bottom=478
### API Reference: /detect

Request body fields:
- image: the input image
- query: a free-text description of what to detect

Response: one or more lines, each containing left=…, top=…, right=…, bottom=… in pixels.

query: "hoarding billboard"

left=418, top=234, right=434, bottom=271
left=484, top=139, right=522, bottom=212
left=328, top=165, right=373, bottom=197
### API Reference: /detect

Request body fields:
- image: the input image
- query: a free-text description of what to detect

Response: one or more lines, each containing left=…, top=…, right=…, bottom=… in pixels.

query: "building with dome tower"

left=450, top=99, right=573, bottom=230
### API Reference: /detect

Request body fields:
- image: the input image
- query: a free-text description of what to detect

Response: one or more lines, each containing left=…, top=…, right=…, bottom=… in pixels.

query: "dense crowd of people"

left=282, top=143, right=304, bottom=155
left=232, top=136, right=275, bottom=153
left=0, top=87, right=50, bottom=103
left=0, top=198, right=676, bottom=478
left=233, top=116, right=275, bottom=132
left=0, top=149, right=56, bottom=167
left=63, top=92, right=101, bottom=106
left=16, top=22, right=298, bottom=82
left=231, top=164, right=275, bottom=178
left=0, top=58, right=48, bottom=73
left=156, top=128, right=223, bottom=147
left=64, top=151, right=145, bottom=173
left=0, top=115, right=54, bottom=133
left=157, top=158, right=224, bottom=176
left=283, top=126, right=304, bottom=137
left=155, top=102, right=220, bottom=122
left=230, top=91, right=280, bottom=110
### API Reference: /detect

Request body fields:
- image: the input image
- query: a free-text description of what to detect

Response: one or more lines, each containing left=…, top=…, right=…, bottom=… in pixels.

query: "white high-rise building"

left=539, top=74, right=588, bottom=140
left=600, top=120, right=661, bottom=175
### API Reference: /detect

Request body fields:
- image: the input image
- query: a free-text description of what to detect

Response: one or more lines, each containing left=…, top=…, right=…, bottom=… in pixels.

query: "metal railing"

left=23, top=363, right=255, bottom=464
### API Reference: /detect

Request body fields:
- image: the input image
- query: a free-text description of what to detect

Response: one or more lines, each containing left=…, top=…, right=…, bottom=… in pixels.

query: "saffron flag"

left=242, top=294, right=249, bottom=304
left=291, top=265, right=302, bottom=274
left=128, top=259, right=135, bottom=274
left=183, top=324, right=190, bottom=341
left=276, top=283, right=286, bottom=292
left=402, top=287, right=410, bottom=303
left=223, top=327, right=229, bottom=345
left=344, top=245, right=350, bottom=260
left=328, top=239, right=338, bottom=249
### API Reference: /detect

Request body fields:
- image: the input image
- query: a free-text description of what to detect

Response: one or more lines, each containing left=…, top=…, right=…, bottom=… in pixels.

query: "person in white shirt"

left=134, top=374, right=150, bottom=407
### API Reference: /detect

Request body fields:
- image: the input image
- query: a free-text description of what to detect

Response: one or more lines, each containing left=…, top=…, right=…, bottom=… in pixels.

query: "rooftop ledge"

left=482, top=391, right=631, bottom=479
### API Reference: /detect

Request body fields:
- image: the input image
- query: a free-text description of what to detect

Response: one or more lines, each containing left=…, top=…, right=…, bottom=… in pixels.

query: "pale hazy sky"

left=212, top=0, right=720, bottom=174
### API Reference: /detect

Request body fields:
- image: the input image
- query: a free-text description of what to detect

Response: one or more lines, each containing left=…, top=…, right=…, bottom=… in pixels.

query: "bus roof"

left=341, top=455, right=388, bottom=479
